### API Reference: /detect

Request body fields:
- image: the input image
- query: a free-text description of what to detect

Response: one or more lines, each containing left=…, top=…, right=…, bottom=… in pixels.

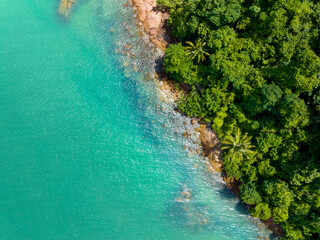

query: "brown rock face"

left=209, top=159, right=223, bottom=172
left=191, top=119, right=197, bottom=125
left=196, top=124, right=222, bottom=163
left=146, top=12, right=162, bottom=29
left=149, top=28, right=157, bottom=36
left=130, top=0, right=170, bottom=52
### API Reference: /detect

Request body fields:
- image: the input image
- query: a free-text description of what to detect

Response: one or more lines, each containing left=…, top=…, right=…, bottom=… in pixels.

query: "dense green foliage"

left=158, top=0, right=320, bottom=238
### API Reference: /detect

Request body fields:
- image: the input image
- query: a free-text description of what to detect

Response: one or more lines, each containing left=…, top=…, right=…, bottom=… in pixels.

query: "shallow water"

left=0, top=1, right=273, bottom=239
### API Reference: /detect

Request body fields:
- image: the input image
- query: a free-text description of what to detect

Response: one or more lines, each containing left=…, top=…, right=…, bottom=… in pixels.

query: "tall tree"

left=221, top=128, right=254, bottom=162
left=184, top=39, right=210, bottom=63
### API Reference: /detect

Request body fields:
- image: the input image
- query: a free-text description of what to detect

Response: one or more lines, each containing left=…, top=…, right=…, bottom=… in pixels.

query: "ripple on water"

left=108, top=2, right=275, bottom=239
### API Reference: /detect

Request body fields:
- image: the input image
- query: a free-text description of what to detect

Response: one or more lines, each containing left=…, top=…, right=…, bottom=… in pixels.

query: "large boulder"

left=196, top=125, right=222, bottom=160
left=145, top=12, right=162, bottom=29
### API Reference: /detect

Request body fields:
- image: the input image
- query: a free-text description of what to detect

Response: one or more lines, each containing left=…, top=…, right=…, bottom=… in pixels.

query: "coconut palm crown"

left=184, top=39, right=210, bottom=63
left=221, top=128, right=254, bottom=162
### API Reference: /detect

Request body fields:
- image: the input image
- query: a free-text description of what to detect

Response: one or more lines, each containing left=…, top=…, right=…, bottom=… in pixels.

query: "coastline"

left=127, top=0, right=283, bottom=238
left=129, top=0, right=170, bottom=53
left=127, top=0, right=224, bottom=171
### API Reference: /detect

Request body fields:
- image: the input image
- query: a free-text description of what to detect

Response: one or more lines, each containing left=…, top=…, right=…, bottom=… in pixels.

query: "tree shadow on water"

left=219, top=187, right=236, bottom=200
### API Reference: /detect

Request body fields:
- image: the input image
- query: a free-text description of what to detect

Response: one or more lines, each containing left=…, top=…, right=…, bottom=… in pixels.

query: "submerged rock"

left=58, top=0, right=75, bottom=17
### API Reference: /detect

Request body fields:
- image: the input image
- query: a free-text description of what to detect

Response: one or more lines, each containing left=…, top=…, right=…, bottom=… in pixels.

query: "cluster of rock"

left=58, top=0, right=75, bottom=17
left=175, top=188, right=192, bottom=203
left=196, top=125, right=223, bottom=171
left=153, top=73, right=223, bottom=170
left=128, top=0, right=223, bottom=171
left=157, top=74, right=185, bottom=101
left=129, top=0, right=169, bottom=52
left=115, top=42, right=143, bottom=75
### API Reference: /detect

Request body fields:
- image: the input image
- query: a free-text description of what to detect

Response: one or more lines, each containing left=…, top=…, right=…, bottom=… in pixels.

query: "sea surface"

left=0, top=1, right=273, bottom=239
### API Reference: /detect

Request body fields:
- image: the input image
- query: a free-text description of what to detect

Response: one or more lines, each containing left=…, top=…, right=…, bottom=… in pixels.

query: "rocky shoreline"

left=128, top=0, right=225, bottom=179
left=128, top=0, right=174, bottom=53
left=127, top=0, right=282, bottom=238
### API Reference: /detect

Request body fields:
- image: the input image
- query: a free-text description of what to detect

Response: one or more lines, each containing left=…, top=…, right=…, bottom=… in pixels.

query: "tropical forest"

left=158, top=0, right=320, bottom=239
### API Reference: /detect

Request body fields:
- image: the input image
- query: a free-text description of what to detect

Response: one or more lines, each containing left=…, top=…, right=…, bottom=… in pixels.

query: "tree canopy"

left=159, top=0, right=320, bottom=238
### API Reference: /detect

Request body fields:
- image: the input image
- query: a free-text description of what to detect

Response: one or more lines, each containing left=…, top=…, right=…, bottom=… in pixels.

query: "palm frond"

left=221, top=128, right=254, bottom=163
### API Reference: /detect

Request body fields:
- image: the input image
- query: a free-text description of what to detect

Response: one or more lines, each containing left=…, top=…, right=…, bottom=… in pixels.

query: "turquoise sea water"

left=0, top=1, right=273, bottom=239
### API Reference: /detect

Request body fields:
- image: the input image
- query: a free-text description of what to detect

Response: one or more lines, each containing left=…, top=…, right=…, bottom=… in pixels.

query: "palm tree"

left=184, top=39, right=210, bottom=63
left=221, top=128, right=254, bottom=162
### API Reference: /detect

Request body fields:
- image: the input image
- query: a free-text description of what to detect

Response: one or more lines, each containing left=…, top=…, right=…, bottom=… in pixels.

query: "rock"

left=176, top=197, right=183, bottom=202
left=161, top=42, right=167, bottom=49
left=144, top=75, right=150, bottom=81
left=209, top=159, right=223, bottom=172
left=123, top=61, right=129, bottom=67
left=137, top=5, right=147, bottom=22
left=145, top=12, right=162, bottom=29
left=196, top=149, right=200, bottom=154
left=123, top=3, right=127, bottom=7
left=149, top=28, right=157, bottom=36
left=160, top=76, right=168, bottom=81
left=183, top=121, right=187, bottom=125
left=196, top=125, right=222, bottom=159
left=133, top=65, right=138, bottom=72
left=191, top=119, right=197, bottom=125
left=185, top=192, right=191, bottom=198
left=58, top=0, right=75, bottom=16
left=213, top=152, right=220, bottom=162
